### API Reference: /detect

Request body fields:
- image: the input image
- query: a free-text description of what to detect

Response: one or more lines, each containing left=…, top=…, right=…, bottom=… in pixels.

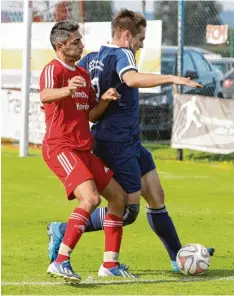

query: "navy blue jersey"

left=78, top=44, right=140, bottom=142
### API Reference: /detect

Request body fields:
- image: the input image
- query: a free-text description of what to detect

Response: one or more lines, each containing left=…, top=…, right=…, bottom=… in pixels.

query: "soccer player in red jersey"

left=40, top=20, right=136, bottom=283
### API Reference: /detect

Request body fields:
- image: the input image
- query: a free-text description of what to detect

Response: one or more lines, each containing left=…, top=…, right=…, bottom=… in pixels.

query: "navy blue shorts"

left=93, top=139, right=156, bottom=194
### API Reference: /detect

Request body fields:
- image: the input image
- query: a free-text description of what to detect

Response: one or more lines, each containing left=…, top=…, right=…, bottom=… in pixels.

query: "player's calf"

left=100, top=178, right=127, bottom=270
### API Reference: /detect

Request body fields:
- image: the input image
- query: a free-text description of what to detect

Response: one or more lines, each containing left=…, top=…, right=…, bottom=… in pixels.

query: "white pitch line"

left=2, top=276, right=234, bottom=286
left=2, top=282, right=65, bottom=286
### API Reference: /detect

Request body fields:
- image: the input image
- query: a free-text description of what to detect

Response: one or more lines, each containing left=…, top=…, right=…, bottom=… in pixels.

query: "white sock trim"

left=58, top=242, right=72, bottom=257
left=103, top=251, right=119, bottom=262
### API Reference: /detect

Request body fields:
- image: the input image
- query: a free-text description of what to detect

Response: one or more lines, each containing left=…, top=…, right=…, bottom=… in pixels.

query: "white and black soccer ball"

left=176, top=243, right=210, bottom=275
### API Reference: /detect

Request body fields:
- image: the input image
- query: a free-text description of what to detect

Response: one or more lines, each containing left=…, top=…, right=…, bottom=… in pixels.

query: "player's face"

left=62, top=30, right=84, bottom=61
left=129, top=26, right=146, bottom=55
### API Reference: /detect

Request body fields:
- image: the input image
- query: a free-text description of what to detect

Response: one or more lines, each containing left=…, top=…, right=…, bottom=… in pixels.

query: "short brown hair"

left=111, top=9, right=147, bottom=37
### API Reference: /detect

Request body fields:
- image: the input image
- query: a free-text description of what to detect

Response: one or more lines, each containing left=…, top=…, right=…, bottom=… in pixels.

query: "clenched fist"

left=68, top=76, right=86, bottom=94
left=101, top=88, right=121, bottom=102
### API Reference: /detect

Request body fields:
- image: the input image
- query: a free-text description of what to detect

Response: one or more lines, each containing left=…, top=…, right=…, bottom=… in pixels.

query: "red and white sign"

left=206, top=24, right=228, bottom=45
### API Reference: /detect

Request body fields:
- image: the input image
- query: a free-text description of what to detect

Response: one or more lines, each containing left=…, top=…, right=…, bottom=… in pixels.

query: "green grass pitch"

left=2, top=146, right=234, bottom=295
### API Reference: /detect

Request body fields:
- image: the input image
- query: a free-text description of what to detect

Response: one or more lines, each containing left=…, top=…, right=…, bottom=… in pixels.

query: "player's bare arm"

left=122, top=70, right=203, bottom=89
left=89, top=88, right=120, bottom=123
left=40, top=76, right=86, bottom=103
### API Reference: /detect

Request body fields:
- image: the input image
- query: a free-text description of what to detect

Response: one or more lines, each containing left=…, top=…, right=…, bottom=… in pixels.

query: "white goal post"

left=19, top=0, right=32, bottom=157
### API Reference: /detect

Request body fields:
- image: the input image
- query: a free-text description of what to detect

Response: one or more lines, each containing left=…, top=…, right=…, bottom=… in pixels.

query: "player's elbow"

left=124, top=79, right=137, bottom=88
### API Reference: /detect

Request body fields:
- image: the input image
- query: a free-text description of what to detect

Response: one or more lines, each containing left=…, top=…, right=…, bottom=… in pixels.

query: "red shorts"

left=43, top=150, right=113, bottom=200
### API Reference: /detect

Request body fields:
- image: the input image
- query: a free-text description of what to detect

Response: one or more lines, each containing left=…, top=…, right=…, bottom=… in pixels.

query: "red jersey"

left=40, top=58, right=97, bottom=160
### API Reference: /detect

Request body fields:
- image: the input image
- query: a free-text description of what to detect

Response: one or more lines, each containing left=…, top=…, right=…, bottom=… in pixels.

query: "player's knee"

left=112, top=189, right=128, bottom=207
left=116, top=193, right=128, bottom=210
left=84, top=193, right=101, bottom=211
left=123, top=204, right=140, bottom=226
left=122, top=191, right=128, bottom=206
left=90, top=195, right=102, bottom=208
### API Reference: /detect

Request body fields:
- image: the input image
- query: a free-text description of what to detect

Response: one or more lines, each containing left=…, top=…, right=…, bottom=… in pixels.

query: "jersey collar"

left=103, top=43, right=120, bottom=48
left=55, top=58, right=76, bottom=71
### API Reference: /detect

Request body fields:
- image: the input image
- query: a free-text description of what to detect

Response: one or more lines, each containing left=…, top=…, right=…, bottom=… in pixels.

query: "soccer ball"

left=176, top=243, right=210, bottom=275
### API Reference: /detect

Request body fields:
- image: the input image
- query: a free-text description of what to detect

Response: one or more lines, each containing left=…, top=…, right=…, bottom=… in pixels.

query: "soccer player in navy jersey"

left=48, top=10, right=214, bottom=272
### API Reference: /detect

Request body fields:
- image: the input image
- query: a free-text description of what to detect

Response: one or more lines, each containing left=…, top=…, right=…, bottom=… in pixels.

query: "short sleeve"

left=40, top=64, right=61, bottom=92
left=115, top=48, right=138, bottom=82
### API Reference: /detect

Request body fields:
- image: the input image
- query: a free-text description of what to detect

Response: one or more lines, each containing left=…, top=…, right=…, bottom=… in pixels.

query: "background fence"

left=1, top=0, right=234, bottom=161
left=2, top=1, right=233, bottom=55
left=2, top=1, right=233, bottom=56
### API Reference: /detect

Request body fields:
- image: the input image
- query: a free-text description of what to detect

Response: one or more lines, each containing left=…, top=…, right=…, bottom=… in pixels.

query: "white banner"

left=1, top=89, right=45, bottom=144
left=171, top=94, right=234, bottom=154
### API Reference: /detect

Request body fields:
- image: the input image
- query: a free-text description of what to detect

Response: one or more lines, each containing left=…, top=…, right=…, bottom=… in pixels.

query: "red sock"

left=103, top=214, right=123, bottom=269
left=56, top=208, right=90, bottom=263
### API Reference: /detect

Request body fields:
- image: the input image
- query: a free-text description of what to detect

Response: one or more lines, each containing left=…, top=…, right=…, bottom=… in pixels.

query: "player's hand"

left=68, top=76, right=86, bottom=94
left=172, top=76, right=203, bottom=88
left=101, top=88, right=121, bottom=102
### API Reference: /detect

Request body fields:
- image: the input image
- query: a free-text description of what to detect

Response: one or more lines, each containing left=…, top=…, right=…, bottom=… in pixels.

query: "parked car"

left=206, top=57, right=234, bottom=75
left=139, top=46, right=224, bottom=141
left=192, top=48, right=225, bottom=81
left=222, top=68, right=234, bottom=100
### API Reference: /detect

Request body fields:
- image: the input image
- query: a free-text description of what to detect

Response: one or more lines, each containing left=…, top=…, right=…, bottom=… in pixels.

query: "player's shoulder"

left=86, top=51, right=98, bottom=59
left=117, top=47, right=135, bottom=59
left=103, top=46, right=135, bottom=64
left=42, top=59, right=63, bottom=73
left=103, top=45, right=133, bottom=55
left=79, top=52, right=98, bottom=64
left=78, top=52, right=99, bottom=72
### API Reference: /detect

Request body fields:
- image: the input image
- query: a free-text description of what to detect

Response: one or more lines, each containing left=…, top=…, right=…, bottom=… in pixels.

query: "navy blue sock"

left=59, top=207, right=106, bottom=236
left=146, top=206, right=182, bottom=261
left=85, top=207, right=107, bottom=232
left=59, top=222, right=67, bottom=236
